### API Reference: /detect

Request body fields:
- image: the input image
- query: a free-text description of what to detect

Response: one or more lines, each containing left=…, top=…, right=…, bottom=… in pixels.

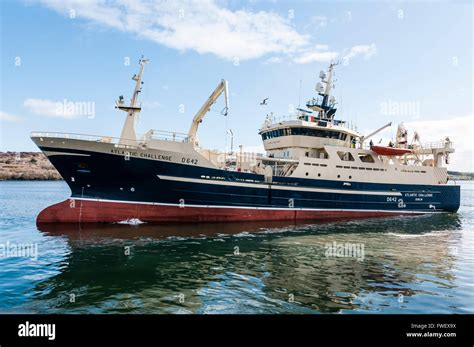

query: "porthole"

left=349, top=176, right=352, bottom=179
left=337, top=175, right=340, bottom=178
left=318, top=173, right=321, bottom=177
left=305, top=172, right=309, bottom=176
left=130, top=187, right=135, bottom=192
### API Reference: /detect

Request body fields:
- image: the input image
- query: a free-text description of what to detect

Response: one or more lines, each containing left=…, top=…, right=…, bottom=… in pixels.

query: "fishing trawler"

left=31, top=58, right=460, bottom=223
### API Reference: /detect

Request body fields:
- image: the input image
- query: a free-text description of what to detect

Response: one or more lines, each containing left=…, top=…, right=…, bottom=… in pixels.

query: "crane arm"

left=188, top=79, right=229, bottom=146
left=360, top=122, right=392, bottom=144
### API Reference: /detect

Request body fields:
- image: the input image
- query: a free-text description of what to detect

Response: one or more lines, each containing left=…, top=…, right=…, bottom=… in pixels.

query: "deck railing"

left=416, top=140, right=453, bottom=150
left=261, top=113, right=356, bottom=131
left=31, top=130, right=190, bottom=148
left=31, top=132, right=124, bottom=143
left=143, top=129, right=189, bottom=143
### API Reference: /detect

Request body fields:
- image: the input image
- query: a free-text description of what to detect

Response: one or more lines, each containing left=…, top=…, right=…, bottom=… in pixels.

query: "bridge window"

left=261, top=127, right=348, bottom=141
left=337, top=151, right=355, bottom=161
left=316, top=149, right=329, bottom=159
left=358, top=153, right=375, bottom=163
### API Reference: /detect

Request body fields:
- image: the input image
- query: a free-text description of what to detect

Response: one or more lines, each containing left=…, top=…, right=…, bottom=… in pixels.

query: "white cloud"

left=264, top=56, right=283, bottom=64
left=311, top=16, right=328, bottom=27
left=36, top=1, right=379, bottom=65
left=293, top=42, right=377, bottom=64
left=0, top=111, right=22, bottom=122
left=38, top=0, right=309, bottom=61
left=366, top=115, right=474, bottom=172
left=405, top=115, right=474, bottom=172
left=294, top=50, right=339, bottom=64
left=24, top=98, right=95, bottom=119
left=314, top=44, right=329, bottom=50
left=24, top=98, right=64, bottom=118
left=343, top=43, right=377, bottom=62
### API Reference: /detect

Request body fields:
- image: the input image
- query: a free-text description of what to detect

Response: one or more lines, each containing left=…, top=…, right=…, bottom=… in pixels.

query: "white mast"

left=323, top=62, right=336, bottom=96
left=117, top=56, right=149, bottom=146
left=310, top=62, right=338, bottom=117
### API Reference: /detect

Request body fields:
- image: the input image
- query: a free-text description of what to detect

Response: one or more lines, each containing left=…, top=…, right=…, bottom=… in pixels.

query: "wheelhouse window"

left=358, top=153, right=375, bottom=163
left=261, top=127, right=348, bottom=141
left=337, top=151, right=355, bottom=161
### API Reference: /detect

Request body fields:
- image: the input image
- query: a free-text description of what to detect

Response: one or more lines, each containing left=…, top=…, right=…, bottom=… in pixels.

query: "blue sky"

left=1, top=0, right=472, bottom=171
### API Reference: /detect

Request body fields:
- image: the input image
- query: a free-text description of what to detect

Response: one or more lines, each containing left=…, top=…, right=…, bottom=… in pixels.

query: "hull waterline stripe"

left=70, top=197, right=443, bottom=214
left=157, top=175, right=402, bottom=196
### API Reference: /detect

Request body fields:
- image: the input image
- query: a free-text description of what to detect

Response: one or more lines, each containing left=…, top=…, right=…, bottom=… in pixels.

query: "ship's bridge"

left=259, top=114, right=361, bottom=160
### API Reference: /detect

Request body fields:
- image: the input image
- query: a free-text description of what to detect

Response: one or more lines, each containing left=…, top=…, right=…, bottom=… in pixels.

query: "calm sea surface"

left=0, top=181, right=473, bottom=314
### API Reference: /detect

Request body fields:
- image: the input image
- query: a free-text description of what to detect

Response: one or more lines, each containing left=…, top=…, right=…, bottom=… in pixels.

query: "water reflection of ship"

left=261, top=214, right=462, bottom=312
left=32, top=214, right=461, bottom=313
left=37, top=220, right=315, bottom=240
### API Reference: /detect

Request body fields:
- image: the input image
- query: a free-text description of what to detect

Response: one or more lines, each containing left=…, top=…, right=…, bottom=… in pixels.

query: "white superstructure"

left=255, top=62, right=455, bottom=185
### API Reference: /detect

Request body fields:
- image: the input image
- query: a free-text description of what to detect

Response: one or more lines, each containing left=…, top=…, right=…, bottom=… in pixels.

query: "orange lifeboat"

left=371, top=145, right=412, bottom=156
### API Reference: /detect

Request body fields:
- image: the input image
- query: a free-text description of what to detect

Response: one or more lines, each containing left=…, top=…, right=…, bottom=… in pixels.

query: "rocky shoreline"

left=0, top=152, right=62, bottom=180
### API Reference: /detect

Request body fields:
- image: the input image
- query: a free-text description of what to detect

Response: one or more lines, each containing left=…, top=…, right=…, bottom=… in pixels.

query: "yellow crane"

left=188, top=79, right=229, bottom=146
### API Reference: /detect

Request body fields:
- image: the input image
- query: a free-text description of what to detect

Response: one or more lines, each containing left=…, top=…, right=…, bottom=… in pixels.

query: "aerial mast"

left=322, top=62, right=336, bottom=102
left=116, top=56, right=149, bottom=146
left=307, top=62, right=339, bottom=119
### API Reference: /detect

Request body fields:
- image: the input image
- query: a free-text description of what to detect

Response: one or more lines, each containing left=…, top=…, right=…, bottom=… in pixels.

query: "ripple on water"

left=0, top=181, right=473, bottom=313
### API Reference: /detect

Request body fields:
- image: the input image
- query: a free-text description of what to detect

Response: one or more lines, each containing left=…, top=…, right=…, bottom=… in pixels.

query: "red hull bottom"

left=37, top=199, right=423, bottom=224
